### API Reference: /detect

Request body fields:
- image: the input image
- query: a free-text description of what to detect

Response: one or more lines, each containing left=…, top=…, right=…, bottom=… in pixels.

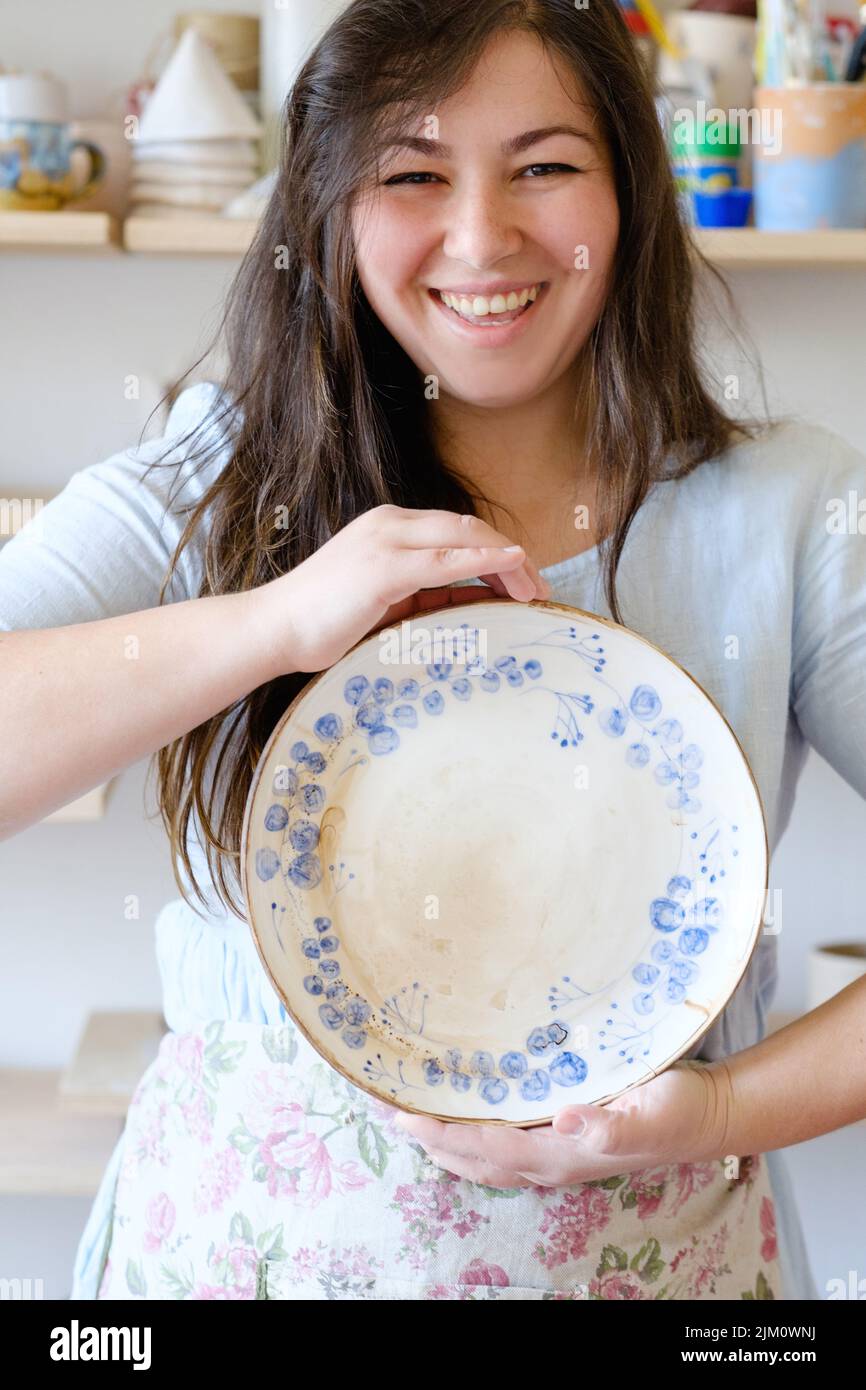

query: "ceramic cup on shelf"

left=807, top=941, right=866, bottom=1011
left=666, top=12, right=757, bottom=114
left=64, top=119, right=132, bottom=219
left=663, top=11, right=758, bottom=192
left=753, top=84, right=866, bottom=230
left=0, top=72, right=106, bottom=210
left=670, top=115, right=747, bottom=225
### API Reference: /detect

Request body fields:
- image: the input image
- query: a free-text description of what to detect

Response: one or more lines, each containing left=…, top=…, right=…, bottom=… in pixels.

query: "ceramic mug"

left=0, top=72, right=105, bottom=210
left=668, top=13, right=757, bottom=113
left=753, top=84, right=866, bottom=230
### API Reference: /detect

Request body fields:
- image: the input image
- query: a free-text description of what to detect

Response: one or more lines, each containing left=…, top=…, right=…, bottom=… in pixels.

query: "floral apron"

left=93, top=1020, right=783, bottom=1301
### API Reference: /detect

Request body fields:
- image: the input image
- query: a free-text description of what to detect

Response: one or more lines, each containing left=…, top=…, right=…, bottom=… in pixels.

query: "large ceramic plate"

left=242, top=600, right=767, bottom=1126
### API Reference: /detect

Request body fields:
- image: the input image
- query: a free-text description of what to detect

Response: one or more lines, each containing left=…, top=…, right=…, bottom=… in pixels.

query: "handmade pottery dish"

left=241, top=599, right=767, bottom=1126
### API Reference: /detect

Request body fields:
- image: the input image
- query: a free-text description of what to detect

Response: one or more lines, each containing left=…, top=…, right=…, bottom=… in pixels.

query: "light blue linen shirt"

left=4, top=380, right=864, bottom=1301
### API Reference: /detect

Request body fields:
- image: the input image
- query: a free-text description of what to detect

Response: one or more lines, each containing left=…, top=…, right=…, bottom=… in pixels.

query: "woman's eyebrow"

left=381, top=124, right=598, bottom=157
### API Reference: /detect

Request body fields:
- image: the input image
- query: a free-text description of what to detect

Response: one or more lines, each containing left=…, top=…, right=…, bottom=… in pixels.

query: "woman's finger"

left=399, top=1114, right=535, bottom=1171
left=392, top=510, right=551, bottom=600
left=396, top=544, right=538, bottom=602
left=475, top=573, right=512, bottom=598
left=423, top=1148, right=534, bottom=1189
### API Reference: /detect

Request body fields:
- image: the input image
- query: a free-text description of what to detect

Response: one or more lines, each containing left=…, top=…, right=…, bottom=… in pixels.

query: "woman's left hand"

left=389, top=1058, right=735, bottom=1188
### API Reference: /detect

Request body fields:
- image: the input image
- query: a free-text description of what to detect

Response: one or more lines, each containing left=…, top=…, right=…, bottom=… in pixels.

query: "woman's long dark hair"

left=139, top=0, right=771, bottom=922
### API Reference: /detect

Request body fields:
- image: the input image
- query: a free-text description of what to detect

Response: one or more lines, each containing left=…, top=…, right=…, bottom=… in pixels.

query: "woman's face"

left=350, top=29, right=620, bottom=410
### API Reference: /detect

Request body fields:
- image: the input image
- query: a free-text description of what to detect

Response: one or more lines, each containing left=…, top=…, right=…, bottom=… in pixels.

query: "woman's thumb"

left=552, top=1104, right=600, bottom=1139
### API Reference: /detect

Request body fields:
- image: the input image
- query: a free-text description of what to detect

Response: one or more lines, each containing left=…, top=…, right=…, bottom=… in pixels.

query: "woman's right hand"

left=251, top=504, right=551, bottom=677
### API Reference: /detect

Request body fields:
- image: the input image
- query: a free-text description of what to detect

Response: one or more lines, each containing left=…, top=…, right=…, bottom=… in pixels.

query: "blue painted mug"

left=0, top=73, right=105, bottom=210
left=753, top=84, right=866, bottom=230
left=0, top=118, right=105, bottom=209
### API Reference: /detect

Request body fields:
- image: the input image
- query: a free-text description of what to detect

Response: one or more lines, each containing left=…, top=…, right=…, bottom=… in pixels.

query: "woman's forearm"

left=701, top=974, right=866, bottom=1158
left=0, top=588, right=285, bottom=838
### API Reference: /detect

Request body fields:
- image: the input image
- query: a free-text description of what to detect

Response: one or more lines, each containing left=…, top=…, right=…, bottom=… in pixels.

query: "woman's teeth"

left=437, top=284, right=541, bottom=324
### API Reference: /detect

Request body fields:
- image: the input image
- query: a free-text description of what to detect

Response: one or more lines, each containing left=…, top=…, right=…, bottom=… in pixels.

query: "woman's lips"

left=427, top=283, right=546, bottom=344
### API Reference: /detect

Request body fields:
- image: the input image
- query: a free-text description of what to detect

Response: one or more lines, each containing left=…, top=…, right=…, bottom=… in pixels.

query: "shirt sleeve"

left=0, top=381, right=232, bottom=633
left=790, top=426, right=866, bottom=800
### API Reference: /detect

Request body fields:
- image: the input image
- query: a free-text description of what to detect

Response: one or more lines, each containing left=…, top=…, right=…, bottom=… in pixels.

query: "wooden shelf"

left=0, top=1068, right=123, bottom=1195
left=123, top=213, right=259, bottom=256
left=59, top=1009, right=166, bottom=1116
left=0, top=1011, right=165, bottom=1195
left=126, top=219, right=866, bottom=265
left=3, top=211, right=866, bottom=266
left=0, top=209, right=120, bottom=252
left=42, top=783, right=111, bottom=823
left=0, top=494, right=52, bottom=541
left=693, top=228, right=866, bottom=269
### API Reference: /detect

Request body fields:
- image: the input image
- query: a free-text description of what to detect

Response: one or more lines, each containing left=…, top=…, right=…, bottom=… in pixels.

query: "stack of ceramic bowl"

left=130, top=27, right=261, bottom=218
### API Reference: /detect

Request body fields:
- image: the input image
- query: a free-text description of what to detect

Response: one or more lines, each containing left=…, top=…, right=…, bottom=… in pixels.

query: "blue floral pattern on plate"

left=244, top=605, right=766, bottom=1123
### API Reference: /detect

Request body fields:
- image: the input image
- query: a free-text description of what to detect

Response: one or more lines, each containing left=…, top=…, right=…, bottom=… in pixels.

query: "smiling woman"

left=3, top=0, right=854, bottom=1304
left=353, top=54, right=619, bottom=392
left=134, top=0, right=750, bottom=932
left=348, top=26, right=625, bottom=567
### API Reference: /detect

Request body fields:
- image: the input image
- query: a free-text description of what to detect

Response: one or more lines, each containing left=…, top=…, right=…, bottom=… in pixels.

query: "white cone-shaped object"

left=138, top=28, right=262, bottom=143
left=131, top=161, right=255, bottom=186
left=130, top=182, right=243, bottom=209
left=132, top=138, right=259, bottom=167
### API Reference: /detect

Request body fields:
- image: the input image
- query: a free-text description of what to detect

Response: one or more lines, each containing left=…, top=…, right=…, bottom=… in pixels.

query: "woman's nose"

left=440, top=184, right=524, bottom=267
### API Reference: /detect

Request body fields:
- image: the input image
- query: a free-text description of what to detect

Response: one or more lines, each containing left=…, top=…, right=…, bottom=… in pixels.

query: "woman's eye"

left=383, top=171, right=441, bottom=186
left=382, top=162, right=582, bottom=187
left=383, top=163, right=581, bottom=186
left=521, top=163, right=581, bottom=177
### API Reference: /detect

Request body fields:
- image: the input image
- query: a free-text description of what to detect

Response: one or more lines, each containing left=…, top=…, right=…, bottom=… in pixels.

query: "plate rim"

left=240, top=596, right=769, bottom=1128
